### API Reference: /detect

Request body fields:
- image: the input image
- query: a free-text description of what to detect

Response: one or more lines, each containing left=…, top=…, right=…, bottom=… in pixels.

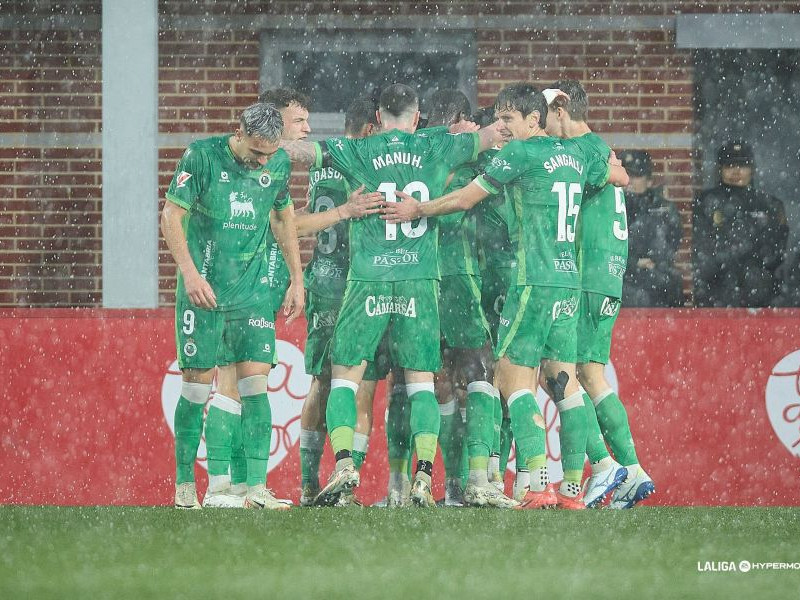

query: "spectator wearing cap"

left=693, top=140, right=789, bottom=307
left=620, top=150, right=684, bottom=307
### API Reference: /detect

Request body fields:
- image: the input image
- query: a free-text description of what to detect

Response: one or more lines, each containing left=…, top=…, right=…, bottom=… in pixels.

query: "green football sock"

left=408, top=382, right=440, bottom=464
left=387, top=383, right=411, bottom=474
left=491, top=389, right=502, bottom=455
left=353, top=432, right=369, bottom=470
left=299, top=429, right=325, bottom=489
left=205, top=394, right=240, bottom=478
left=507, top=389, right=546, bottom=472
left=438, top=398, right=462, bottom=479
left=239, top=375, right=271, bottom=488
left=593, top=390, right=639, bottom=466
left=583, top=392, right=611, bottom=464
left=499, top=416, right=513, bottom=474
left=326, top=379, right=358, bottom=455
left=230, top=412, right=246, bottom=485
left=174, top=382, right=210, bottom=484
left=459, top=407, right=469, bottom=486
left=556, top=390, right=588, bottom=483
left=466, top=381, right=495, bottom=471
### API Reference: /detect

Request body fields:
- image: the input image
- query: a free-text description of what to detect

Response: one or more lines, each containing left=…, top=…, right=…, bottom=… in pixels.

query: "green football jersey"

left=313, top=128, right=480, bottom=281
left=438, top=162, right=481, bottom=277
left=264, top=230, right=289, bottom=297
left=477, top=136, right=609, bottom=289
left=573, top=133, right=629, bottom=298
left=165, top=135, right=292, bottom=310
left=475, top=147, right=517, bottom=273
left=303, top=165, right=352, bottom=298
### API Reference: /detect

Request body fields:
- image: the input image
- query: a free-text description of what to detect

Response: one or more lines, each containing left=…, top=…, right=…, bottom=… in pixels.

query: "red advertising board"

left=1, top=308, right=798, bottom=506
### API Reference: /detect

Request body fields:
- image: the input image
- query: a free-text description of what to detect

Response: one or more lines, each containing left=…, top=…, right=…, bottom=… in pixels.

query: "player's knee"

left=237, top=374, right=269, bottom=397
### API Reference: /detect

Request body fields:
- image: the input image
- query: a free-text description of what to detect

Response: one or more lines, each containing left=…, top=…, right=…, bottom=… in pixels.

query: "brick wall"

left=2, top=0, right=799, bottom=306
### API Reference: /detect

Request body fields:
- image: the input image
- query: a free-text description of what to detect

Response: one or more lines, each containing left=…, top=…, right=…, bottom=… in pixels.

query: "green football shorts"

left=480, top=266, right=513, bottom=344
left=576, top=291, right=621, bottom=365
left=176, top=294, right=276, bottom=370
left=331, top=279, right=441, bottom=373
left=439, top=274, right=490, bottom=349
left=494, top=285, right=579, bottom=367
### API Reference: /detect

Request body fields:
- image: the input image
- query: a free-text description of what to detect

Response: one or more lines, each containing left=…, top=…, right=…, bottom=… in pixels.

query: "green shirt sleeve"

left=165, top=143, right=209, bottom=210
left=478, top=141, right=527, bottom=191
left=436, top=131, right=480, bottom=170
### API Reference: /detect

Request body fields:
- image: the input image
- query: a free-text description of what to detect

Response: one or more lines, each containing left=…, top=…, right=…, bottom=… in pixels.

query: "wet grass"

left=0, top=506, right=798, bottom=599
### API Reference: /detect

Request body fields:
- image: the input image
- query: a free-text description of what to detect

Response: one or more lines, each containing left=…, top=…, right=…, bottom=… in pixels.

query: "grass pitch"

left=1, top=506, right=798, bottom=599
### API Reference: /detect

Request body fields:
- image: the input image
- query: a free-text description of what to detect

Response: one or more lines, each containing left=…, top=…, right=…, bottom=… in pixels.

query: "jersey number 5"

left=552, top=181, right=581, bottom=242
left=613, top=187, right=628, bottom=241
left=379, top=181, right=430, bottom=240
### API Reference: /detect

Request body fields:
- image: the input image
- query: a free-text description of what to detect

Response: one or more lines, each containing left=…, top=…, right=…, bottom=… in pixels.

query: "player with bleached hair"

left=161, top=102, right=304, bottom=510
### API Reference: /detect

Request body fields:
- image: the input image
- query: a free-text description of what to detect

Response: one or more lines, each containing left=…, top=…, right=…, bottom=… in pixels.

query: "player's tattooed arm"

left=280, top=140, right=317, bottom=165
left=382, top=180, right=488, bottom=223
left=295, top=185, right=383, bottom=237
left=270, top=205, right=305, bottom=324
left=160, top=200, right=217, bottom=309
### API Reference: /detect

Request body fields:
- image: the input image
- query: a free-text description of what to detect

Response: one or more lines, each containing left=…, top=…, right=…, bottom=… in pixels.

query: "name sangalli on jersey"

left=372, top=152, right=423, bottom=171
left=543, top=154, right=584, bottom=175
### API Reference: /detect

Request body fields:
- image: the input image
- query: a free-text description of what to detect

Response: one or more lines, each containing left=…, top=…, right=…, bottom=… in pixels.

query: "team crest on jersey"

left=220, top=171, right=229, bottom=182
left=229, top=191, right=255, bottom=218
left=490, top=156, right=512, bottom=171
left=176, top=171, right=192, bottom=188
left=259, top=172, right=272, bottom=188
left=329, top=138, right=345, bottom=151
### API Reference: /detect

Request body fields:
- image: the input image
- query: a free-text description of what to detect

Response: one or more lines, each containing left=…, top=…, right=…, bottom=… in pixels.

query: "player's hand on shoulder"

left=449, top=119, right=480, bottom=134
left=282, top=281, right=305, bottom=325
left=343, top=184, right=384, bottom=219
left=381, top=190, right=421, bottom=224
left=609, top=150, right=622, bottom=166
left=184, top=271, right=217, bottom=309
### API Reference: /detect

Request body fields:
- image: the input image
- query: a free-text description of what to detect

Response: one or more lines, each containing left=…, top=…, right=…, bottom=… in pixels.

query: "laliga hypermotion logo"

left=764, top=349, right=800, bottom=458
left=506, top=361, right=619, bottom=481
left=161, top=339, right=310, bottom=472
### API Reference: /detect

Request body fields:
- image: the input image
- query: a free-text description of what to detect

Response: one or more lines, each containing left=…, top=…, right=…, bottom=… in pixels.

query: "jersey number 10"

left=379, top=181, right=430, bottom=240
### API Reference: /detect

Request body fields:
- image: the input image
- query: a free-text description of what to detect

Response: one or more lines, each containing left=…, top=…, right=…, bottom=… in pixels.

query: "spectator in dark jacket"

left=693, top=141, right=789, bottom=307
left=620, top=150, right=684, bottom=307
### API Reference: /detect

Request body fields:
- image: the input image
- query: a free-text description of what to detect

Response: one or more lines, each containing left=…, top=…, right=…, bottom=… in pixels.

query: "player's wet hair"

left=551, top=79, right=588, bottom=122
left=239, top=102, right=283, bottom=142
left=471, top=106, right=496, bottom=128
left=345, top=97, right=379, bottom=136
left=379, top=84, right=419, bottom=118
left=258, top=87, right=311, bottom=111
left=426, top=89, right=471, bottom=127
left=494, top=82, right=547, bottom=128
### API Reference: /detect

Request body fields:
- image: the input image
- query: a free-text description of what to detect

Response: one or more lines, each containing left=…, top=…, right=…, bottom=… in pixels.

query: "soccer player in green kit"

left=545, top=80, right=655, bottom=509
left=161, top=102, right=305, bottom=510
left=383, top=83, right=629, bottom=509
left=203, top=89, right=312, bottom=507
left=425, top=89, right=517, bottom=508
left=202, top=92, right=382, bottom=508
left=283, top=83, right=503, bottom=506
left=299, top=97, right=391, bottom=506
